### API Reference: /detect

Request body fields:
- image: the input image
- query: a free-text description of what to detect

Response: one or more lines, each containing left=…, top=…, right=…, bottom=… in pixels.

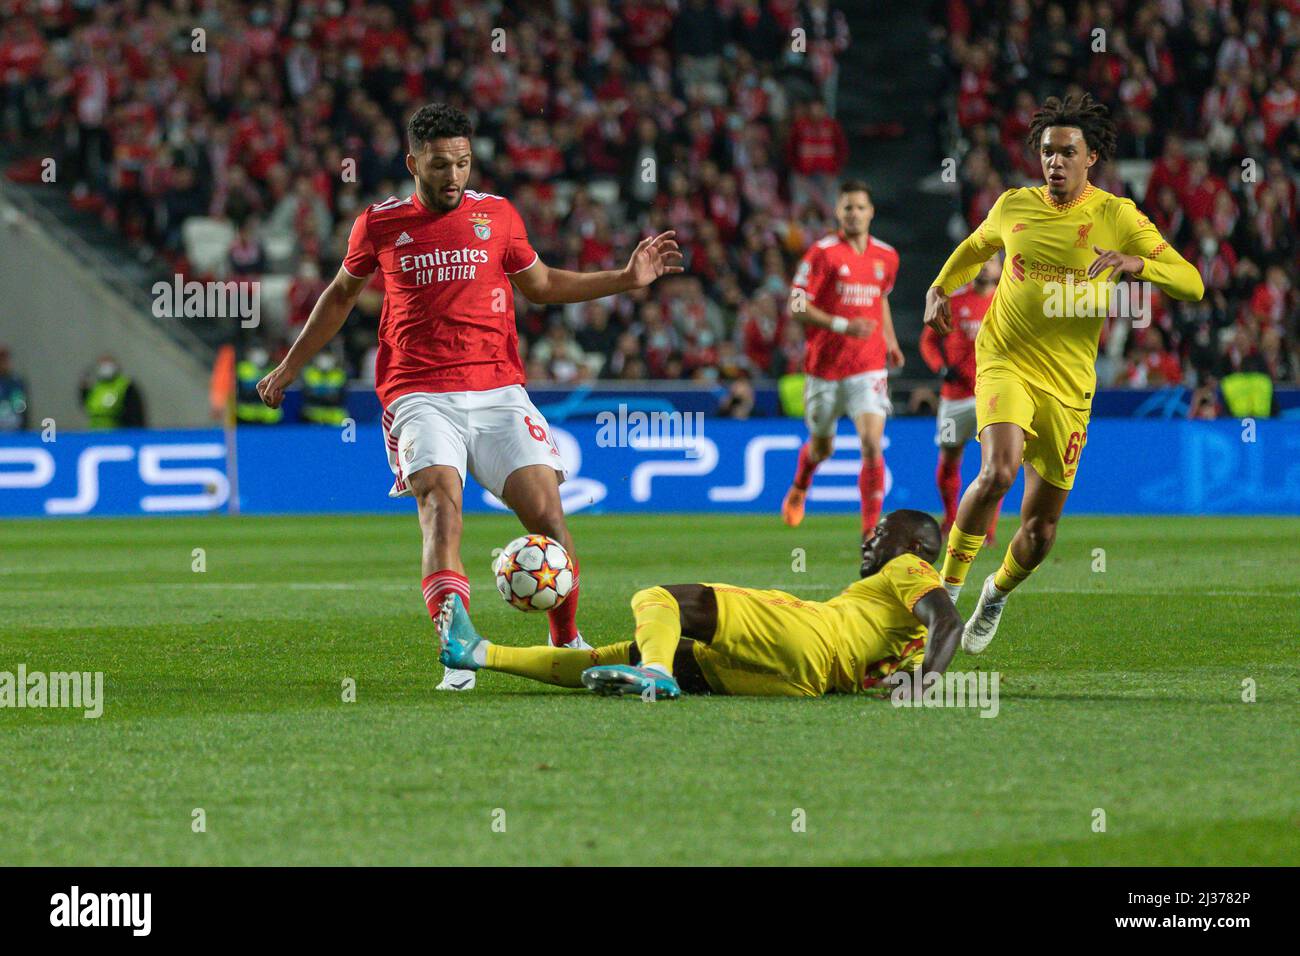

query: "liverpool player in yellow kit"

left=923, top=94, right=1204, bottom=653
left=436, top=510, right=963, bottom=698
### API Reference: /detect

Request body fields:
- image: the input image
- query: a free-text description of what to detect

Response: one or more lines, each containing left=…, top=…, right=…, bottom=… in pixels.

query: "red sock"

left=936, top=454, right=962, bottom=527
left=793, top=441, right=820, bottom=491
left=547, top=555, right=580, bottom=646
left=859, top=458, right=885, bottom=534
left=422, top=569, right=469, bottom=620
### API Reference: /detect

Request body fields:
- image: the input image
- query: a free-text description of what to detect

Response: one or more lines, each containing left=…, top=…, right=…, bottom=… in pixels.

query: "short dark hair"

left=407, top=103, right=473, bottom=151
left=1027, top=93, right=1117, bottom=162
left=889, top=509, right=943, bottom=565
left=839, top=179, right=872, bottom=200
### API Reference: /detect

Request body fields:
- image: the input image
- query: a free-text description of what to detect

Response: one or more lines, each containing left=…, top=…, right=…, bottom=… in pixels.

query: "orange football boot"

left=781, top=485, right=807, bottom=527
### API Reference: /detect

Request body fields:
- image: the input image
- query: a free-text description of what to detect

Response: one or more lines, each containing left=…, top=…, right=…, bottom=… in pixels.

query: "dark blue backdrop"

left=2, top=418, right=1297, bottom=517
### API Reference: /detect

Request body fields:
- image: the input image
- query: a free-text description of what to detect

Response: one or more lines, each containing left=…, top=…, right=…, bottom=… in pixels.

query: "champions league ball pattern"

left=494, top=534, right=574, bottom=611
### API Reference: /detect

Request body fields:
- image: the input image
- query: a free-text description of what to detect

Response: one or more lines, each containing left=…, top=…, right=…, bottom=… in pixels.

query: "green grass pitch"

left=1, top=512, right=1297, bottom=866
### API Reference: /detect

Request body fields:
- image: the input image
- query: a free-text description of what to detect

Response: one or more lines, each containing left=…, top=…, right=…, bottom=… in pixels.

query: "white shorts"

left=382, top=385, right=567, bottom=499
left=804, top=369, right=891, bottom=437
left=935, top=396, right=978, bottom=447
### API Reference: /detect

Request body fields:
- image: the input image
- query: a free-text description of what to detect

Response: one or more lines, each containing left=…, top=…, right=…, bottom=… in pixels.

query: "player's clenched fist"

left=923, top=285, right=952, bottom=335
left=257, top=363, right=295, bottom=409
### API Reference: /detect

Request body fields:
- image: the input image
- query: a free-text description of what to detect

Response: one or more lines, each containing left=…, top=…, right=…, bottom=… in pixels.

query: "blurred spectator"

left=80, top=353, right=144, bottom=429
left=235, top=345, right=280, bottom=425
left=288, top=259, right=328, bottom=330
left=1187, top=377, right=1222, bottom=420
left=787, top=98, right=848, bottom=219
left=530, top=322, right=592, bottom=384
left=0, top=345, right=30, bottom=431
left=301, top=351, right=348, bottom=426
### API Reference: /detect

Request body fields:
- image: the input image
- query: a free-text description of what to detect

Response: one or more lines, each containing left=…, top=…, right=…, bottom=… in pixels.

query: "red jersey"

left=919, top=286, right=991, bottom=400
left=343, top=189, right=539, bottom=405
left=792, top=232, right=899, bottom=379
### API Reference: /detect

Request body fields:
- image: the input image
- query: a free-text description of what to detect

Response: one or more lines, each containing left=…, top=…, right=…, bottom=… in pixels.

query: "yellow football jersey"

left=932, top=184, right=1204, bottom=409
left=824, top=552, right=944, bottom=693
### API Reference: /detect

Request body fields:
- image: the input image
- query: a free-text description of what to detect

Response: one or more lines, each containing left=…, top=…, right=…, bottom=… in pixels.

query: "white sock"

left=471, top=640, right=489, bottom=667
left=642, top=662, right=671, bottom=677
left=943, top=582, right=962, bottom=603
left=985, top=577, right=1010, bottom=604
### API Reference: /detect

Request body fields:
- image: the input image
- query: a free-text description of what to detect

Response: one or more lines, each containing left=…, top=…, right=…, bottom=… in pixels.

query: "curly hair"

left=407, top=103, right=473, bottom=150
left=1026, top=93, right=1118, bottom=162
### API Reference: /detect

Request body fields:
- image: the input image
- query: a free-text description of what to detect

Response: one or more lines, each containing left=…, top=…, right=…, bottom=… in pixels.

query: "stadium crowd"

left=3, top=0, right=1296, bottom=414
left=935, top=0, right=1300, bottom=410
left=1, top=0, right=854, bottom=397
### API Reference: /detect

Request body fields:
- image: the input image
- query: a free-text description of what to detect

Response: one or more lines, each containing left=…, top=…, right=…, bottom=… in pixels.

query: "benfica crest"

left=469, top=215, right=492, bottom=240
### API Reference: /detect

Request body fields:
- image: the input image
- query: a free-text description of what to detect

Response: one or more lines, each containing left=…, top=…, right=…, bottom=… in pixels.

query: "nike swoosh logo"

left=444, top=678, right=473, bottom=690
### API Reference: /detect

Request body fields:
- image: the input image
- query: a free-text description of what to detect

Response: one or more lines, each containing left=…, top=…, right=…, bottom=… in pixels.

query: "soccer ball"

left=493, top=534, right=574, bottom=612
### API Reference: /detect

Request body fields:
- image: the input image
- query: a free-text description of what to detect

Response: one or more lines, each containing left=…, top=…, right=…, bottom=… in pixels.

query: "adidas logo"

left=1011, top=223, right=1027, bottom=233
left=395, top=231, right=414, bottom=247
left=838, top=264, right=852, bottom=276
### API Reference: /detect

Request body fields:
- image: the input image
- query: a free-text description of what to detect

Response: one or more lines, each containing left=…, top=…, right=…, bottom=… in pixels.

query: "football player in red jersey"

left=257, top=103, right=682, bottom=690
left=781, top=180, right=903, bottom=540
left=919, top=257, right=1004, bottom=544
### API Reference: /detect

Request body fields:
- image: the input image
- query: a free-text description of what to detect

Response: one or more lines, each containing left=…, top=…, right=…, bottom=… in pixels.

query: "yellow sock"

left=629, top=586, right=681, bottom=675
left=940, top=525, right=985, bottom=588
left=484, top=642, right=633, bottom=688
left=486, top=644, right=590, bottom=687
left=993, top=546, right=1034, bottom=594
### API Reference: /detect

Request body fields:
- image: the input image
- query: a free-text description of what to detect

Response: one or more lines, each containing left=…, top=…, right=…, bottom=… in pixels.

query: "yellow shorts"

left=975, top=369, right=1090, bottom=490
left=691, top=584, right=838, bottom=697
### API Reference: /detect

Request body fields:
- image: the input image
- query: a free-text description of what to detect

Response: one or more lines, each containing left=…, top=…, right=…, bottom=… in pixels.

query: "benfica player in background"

left=258, top=103, right=682, bottom=690
left=919, top=257, right=1003, bottom=544
left=781, top=180, right=903, bottom=539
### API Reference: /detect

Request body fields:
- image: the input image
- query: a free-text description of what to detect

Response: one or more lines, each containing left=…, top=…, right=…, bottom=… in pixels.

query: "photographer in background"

left=79, top=353, right=145, bottom=430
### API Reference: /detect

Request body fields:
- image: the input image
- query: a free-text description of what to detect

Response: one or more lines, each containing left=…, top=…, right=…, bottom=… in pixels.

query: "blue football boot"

left=581, top=664, right=681, bottom=700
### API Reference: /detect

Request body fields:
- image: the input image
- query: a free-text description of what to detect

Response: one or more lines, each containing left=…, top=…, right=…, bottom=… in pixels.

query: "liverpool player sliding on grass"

left=257, top=103, right=682, bottom=690
left=781, top=180, right=903, bottom=540
left=924, top=94, right=1203, bottom=653
left=919, top=257, right=1004, bottom=544
left=437, top=509, right=963, bottom=700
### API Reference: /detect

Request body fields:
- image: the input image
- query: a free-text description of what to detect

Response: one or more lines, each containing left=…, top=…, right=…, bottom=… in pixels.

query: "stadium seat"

left=182, top=218, right=236, bottom=276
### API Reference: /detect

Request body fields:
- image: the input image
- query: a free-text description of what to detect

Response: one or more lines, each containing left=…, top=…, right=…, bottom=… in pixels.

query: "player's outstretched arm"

left=510, top=231, right=683, bottom=305
left=257, top=267, right=367, bottom=409
left=912, top=590, right=964, bottom=676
